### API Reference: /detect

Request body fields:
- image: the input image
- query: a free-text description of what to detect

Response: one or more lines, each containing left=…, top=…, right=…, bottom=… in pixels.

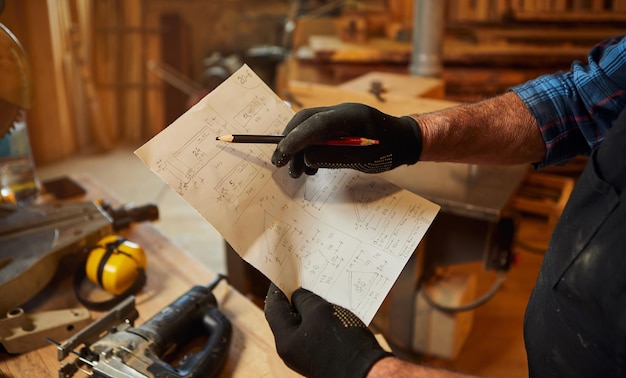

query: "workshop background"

left=3, top=0, right=622, bottom=164
left=2, top=0, right=625, bottom=377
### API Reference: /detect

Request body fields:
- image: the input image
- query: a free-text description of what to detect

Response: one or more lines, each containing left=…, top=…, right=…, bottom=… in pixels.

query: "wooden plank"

left=308, top=35, right=412, bottom=63
left=509, top=172, right=575, bottom=227
left=159, top=12, right=190, bottom=127
left=513, top=11, right=626, bottom=21
left=286, top=80, right=458, bottom=116
left=58, top=0, right=88, bottom=149
left=615, top=0, right=626, bottom=12
left=455, top=0, right=477, bottom=22
left=508, top=0, right=525, bottom=13
left=45, top=0, right=76, bottom=158
left=387, top=0, right=413, bottom=25
left=121, top=0, right=143, bottom=141
left=92, top=0, right=120, bottom=143
left=553, top=0, right=568, bottom=11
left=144, top=5, right=166, bottom=138
left=536, top=0, right=547, bottom=11
left=591, top=0, right=605, bottom=12
left=522, top=0, right=535, bottom=12
left=70, top=26, right=114, bottom=150
left=336, top=14, right=368, bottom=43
left=494, top=0, right=510, bottom=18
left=338, top=71, right=445, bottom=99
left=291, top=17, right=337, bottom=50
left=40, top=0, right=113, bottom=155
left=572, top=0, right=587, bottom=11
left=75, top=0, right=92, bottom=67
left=442, top=38, right=590, bottom=65
left=469, top=26, right=624, bottom=45
left=62, top=43, right=89, bottom=149
left=475, top=0, right=490, bottom=20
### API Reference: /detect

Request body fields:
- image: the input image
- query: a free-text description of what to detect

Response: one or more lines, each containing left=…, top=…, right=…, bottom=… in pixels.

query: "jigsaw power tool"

left=53, top=274, right=232, bottom=378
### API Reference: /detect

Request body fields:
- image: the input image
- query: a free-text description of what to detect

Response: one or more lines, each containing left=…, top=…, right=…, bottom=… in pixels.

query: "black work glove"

left=271, top=103, right=422, bottom=178
left=264, top=283, right=392, bottom=378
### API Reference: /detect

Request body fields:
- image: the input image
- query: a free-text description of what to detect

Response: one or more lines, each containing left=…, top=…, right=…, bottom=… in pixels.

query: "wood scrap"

left=509, top=172, right=575, bottom=227
left=285, top=80, right=458, bottom=115
left=338, top=71, right=445, bottom=99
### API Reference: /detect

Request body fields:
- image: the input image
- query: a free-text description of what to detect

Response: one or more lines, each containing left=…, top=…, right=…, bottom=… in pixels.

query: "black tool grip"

left=129, top=286, right=212, bottom=352
left=101, top=201, right=159, bottom=231
left=168, top=306, right=232, bottom=378
left=129, top=284, right=232, bottom=377
left=140, top=305, right=232, bottom=378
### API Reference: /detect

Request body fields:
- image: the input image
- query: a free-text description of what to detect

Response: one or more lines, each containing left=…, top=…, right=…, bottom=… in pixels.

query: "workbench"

left=0, top=175, right=298, bottom=377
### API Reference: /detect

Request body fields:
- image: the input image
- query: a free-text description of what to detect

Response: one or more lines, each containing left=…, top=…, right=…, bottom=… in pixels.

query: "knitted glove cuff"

left=396, top=115, right=423, bottom=166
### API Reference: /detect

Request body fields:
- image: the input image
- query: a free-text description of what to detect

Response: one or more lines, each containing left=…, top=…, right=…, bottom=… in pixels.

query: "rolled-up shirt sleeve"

left=511, top=35, right=626, bottom=169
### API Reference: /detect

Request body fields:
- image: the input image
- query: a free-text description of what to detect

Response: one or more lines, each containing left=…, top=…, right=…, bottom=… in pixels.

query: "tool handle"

left=129, top=286, right=212, bottom=353
left=149, top=306, right=232, bottom=378
left=99, top=201, right=159, bottom=231
left=129, top=281, right=232, bottom=377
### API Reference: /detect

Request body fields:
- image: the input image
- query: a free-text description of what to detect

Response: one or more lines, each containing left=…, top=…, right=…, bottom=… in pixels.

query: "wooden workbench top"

left=0, top=175, right=299, bottom=377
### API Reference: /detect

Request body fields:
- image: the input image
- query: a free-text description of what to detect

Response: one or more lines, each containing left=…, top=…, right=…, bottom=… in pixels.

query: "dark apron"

left=524, top=109, right=626, bottom=377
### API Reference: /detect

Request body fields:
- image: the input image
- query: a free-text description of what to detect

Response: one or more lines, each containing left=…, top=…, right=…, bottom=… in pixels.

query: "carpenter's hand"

left=264, top=283, right=392, bottom=378
left=271, top=103, right=422, bottom=178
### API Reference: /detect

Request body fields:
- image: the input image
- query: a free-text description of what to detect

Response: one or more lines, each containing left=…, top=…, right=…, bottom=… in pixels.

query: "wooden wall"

left=442, top=0, right=626, bottom=101
left=0, top=0, right=289, bottom=165
left=136, top=1, right=290, bottom=131
left=447, top=0, right=626, bottom=22
left=0, top=1, right=75, bottom=164
left=3, top=0, right=625, bottom=164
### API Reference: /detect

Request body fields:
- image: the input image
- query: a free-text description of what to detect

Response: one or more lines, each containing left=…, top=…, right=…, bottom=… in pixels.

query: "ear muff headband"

left=96, top=237, right=126, bottom=289
left=74, top=235, right=147, bottom=311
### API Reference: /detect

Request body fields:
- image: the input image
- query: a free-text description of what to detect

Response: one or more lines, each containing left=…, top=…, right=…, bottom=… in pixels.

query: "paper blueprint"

left=135, top=65, right=440, bottom=324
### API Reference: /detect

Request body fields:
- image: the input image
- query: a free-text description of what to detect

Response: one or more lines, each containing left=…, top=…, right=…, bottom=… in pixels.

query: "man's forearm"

left=412, top=91, right=546, bottom=165
left=368, top=357, right=478, bottom=378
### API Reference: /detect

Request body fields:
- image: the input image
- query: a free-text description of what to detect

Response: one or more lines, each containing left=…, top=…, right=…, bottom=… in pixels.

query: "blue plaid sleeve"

left=511, top=36, right=626, bottom=168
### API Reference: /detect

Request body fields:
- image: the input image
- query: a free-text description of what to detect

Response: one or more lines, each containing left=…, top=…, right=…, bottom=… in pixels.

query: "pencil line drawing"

left=135, top=64, right=440, bottom=324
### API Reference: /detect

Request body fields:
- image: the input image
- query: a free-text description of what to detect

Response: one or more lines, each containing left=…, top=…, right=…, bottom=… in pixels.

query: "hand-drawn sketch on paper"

left=135, top=65, right=440, bottom=324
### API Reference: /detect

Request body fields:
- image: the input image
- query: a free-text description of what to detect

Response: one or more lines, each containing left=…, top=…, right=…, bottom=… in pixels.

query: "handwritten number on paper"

left=237, top=69, right=253, bottom=85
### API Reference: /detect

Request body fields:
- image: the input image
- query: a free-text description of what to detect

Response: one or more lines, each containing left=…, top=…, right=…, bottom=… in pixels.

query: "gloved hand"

left=264, top=283, right=392, bottom=378
left=271, top=103, right=422, bottom=178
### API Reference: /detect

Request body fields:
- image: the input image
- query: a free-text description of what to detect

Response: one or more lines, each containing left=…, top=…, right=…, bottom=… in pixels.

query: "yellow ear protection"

left=74, top=235, right=147, bottom=311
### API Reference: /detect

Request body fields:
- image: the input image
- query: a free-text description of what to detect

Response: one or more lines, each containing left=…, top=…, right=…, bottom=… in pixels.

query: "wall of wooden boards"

left=286, top=1, right=626, bottom=102
left=447, top=0, right=626, bottom=22
left=4, top=0, right=626, bottom=164
left=0, top=0, right=291, bottom=165
left=90, top=0, right=291, bottom=144
left=0, top=1, right=77, bottom=164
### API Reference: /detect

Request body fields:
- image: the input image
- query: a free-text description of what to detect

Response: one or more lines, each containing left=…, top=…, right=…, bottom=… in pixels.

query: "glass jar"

left=0, top=22, right=39, bottom=205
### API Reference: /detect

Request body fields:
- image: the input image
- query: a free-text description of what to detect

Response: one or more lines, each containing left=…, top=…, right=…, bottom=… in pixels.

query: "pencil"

left=215, top=134, right=379, bottom=146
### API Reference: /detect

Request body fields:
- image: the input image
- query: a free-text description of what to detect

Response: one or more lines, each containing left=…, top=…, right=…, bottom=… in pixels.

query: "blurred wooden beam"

left=46, top=0, right=78, bottom=157
left=121, top=0, right=143, bottom=141
left=93, top=0, right=120, bottom=143
left=143, top=1, right=165, bottom=139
